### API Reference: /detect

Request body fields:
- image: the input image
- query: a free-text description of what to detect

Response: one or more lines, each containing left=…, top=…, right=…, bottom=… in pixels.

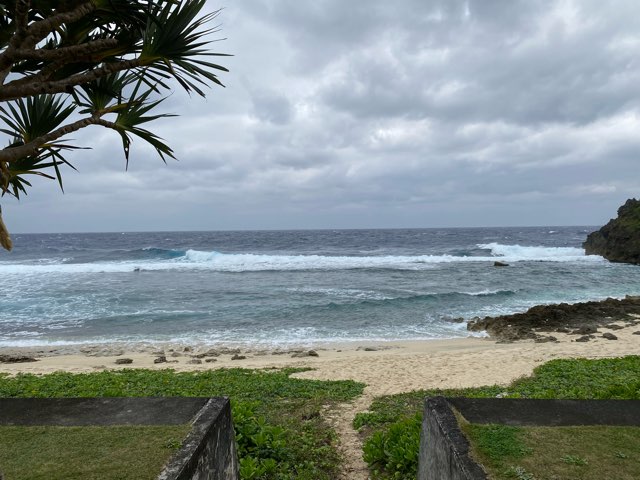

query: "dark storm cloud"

left=6, top=0, right=640, bottom=233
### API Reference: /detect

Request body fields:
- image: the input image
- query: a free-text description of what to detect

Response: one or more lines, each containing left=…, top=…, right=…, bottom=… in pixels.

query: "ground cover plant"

left=0, top=424, right=191, bottom=480
left=0, top=368, right=364, bottom=480
left=463, top=423, right=640, bottom=480
left=354, top=355, right=640, bottom=479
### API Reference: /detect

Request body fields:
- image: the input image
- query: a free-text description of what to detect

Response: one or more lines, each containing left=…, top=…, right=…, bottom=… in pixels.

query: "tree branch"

left=0, top=113, right=102, bottom=163
left=0, top=58, right=143, bottom=101
left=0, top=1, right=95, bottom=81
left=15, top=0, right=31, bottom=35
left=19, top=2, right=96, bottom=50
left=13, top=38, right=120, bottom=63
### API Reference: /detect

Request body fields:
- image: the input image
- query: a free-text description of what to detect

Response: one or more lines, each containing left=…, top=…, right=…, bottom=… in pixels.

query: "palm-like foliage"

left=0, top=0, right=229, bottom=249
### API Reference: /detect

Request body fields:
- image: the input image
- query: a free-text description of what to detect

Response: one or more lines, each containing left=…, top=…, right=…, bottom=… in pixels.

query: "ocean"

left=1, top=227, right=639, bottom=348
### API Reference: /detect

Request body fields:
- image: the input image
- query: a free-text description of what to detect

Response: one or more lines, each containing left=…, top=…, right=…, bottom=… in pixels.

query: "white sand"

left=2, top=326, right=638, bottom=396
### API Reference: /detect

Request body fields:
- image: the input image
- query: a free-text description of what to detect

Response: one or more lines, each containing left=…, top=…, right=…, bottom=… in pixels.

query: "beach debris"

left=187, top=359, right=202, bottom=364
left=204, top=349, right=221, bottom=357
left=205, top=358, right=218, bottom=363
left=575, top=335, right=591, bottom=342
left=291, top=350, right=319, bottom=358
left=602, top=333, right=618, bottom=340
left=493, top=261, right=509, bottom=267
left=183, top=346, right=192, bottom=352
left=231, top=354, right=247, bottom=360
left=191, top=353, right=206, bottom=359
left=170, top=352, right=182, bottom=357
left=0, top=355, right=37, bottom=363
left=556, top=327, right=570, bottom=333
left=115, top=358, right=133, bottom=365
left=153, top=355, right=168, bottom=364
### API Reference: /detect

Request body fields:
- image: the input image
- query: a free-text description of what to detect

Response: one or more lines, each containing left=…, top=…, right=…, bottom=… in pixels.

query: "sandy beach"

left=2, top=324, right=639, bottom=397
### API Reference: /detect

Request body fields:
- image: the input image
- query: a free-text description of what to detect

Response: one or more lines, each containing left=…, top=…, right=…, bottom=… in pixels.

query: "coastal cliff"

left=583, top=198, right=640, bottom=264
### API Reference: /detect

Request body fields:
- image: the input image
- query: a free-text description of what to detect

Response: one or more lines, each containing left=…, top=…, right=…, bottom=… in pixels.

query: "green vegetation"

left=464, top=424, right=640, bottom=480
left=0, top=368, right=365, bottom=480
left=0, top=424, right=190, bottom=480
left=355, top=356, right=640, bottom=479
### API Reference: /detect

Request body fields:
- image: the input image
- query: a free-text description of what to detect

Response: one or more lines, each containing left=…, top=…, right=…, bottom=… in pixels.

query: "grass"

left=463, top=424, right=640, bottom=480
left=354, top=355, right=640, bottom=479
left=0, top=368, right=365, bottom=480
left=0, top=424, right=191, bottom=480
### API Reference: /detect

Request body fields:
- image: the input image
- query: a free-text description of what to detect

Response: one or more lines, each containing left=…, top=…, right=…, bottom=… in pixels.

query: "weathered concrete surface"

left=158, top=397, right=238, bottom=480
left=448, top=398, right=640, bottom=426
left=0, top=397, right=239, bottom=480
left=0, top=397, right=208, bottom=426
left=419, top=397, right=640, bottom=480
left=418, top=396, right=486, bottom=480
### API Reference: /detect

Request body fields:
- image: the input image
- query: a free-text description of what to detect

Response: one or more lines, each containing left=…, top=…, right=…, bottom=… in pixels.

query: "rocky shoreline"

left=467, top=296, right=640, bottom=342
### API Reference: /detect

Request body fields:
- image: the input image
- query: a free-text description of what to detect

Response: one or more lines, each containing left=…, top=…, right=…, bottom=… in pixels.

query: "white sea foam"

left=0, top=243, right=604, bottom=275
left=477, top=243, right=601, bottom=262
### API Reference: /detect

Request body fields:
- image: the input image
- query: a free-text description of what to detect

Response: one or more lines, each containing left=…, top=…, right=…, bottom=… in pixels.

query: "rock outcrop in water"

left=583, top=198, right=640, bottom=264
left=467, top=296, right=640, bottom=341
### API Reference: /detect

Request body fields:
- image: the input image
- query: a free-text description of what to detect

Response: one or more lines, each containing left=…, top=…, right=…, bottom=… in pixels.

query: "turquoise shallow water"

left=1, top=227, right=638, bottom=347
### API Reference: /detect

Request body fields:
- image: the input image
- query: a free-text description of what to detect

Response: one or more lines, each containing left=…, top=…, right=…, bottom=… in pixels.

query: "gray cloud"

left=4, top=0, right=640, bottom=233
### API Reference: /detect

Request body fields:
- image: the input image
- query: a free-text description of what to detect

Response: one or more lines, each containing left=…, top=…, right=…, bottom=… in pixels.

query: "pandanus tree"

left=0, top=0, right=229, bottom=250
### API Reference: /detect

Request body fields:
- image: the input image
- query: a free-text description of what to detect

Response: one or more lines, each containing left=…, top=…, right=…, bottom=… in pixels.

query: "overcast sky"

left=5, top=0, right=640, bottom=233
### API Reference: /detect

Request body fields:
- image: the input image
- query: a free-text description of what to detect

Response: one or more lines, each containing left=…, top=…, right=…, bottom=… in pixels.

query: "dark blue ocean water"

left=1, top=227, right=639, bottom=347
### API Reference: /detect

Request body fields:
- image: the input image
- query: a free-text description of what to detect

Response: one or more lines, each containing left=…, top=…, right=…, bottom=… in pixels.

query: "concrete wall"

left=158, top=397, right=238, bottom=480
left=0, top=397, right=238, bottom=480
left=418, top=396, right=486, bottom=480
left=419, top=396, right=640, bottom=480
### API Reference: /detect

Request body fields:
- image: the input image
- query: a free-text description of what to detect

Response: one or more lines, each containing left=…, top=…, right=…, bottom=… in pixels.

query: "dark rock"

left=115, top=358, right=133, bottom=365
left=291, top=350, right=320, bottom=358
left=442, top=316, right=465, bottom=323
left=205, top=358, right=218, bottom=363
left=153, top=356, right=167, bottom=364
left=221, top=348, right=242, bottom=355
left=556, top=327, right=570, bottom=333
left=493, top=261, right=509, bottom=267
left=572, top=326, right=599, bottom=335
left=633, top=331, right=640, bottom=335
left=170, top=352, right=182, bottom=357
left=187, top=359, right=203, bottom=364
left=183, top=346, right=192, bottom=352
left=604, top=324, right=624, bottom=330
left=204, top=349, right=220, bottom=357
left=0, top=355, right=38, bottom=363
left=602, top=333, right=618, bottom=340
left=583, top=198, right=640, bottom=264
left=192, top=353, right=206, bottom=359
left=535, top=336, right=557, bottom=343
left=231, top=354, right=246, bottom=360
left=575, top=335, right=591, bottom=342
left=467, top=297, right=640, bottom=341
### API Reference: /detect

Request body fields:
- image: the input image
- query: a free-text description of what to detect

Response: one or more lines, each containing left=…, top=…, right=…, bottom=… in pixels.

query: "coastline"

left=2, top=324, right=638, bottom=397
